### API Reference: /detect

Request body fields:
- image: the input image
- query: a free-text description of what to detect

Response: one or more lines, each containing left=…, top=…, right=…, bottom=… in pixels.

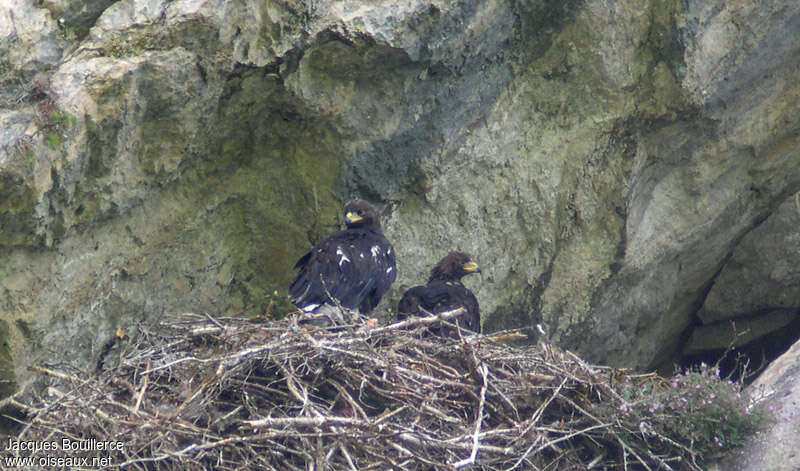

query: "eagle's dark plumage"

left=289, top=200, right=397, bottom=314
left=397, top=251, right=481, bottom=336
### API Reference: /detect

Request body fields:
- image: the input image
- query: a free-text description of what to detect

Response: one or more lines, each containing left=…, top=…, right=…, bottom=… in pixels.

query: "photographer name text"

left=4, top=438, right=124, bottom=452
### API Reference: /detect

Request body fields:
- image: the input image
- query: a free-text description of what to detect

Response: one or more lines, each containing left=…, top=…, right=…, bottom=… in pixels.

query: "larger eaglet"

left=290, top=199, right=396, bottom=314
left=397, top=251, right=481, bottom=336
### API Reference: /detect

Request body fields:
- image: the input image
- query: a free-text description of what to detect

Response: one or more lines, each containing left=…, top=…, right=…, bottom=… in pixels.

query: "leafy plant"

left=45, top=131, right=62, bottom=150
left=617, top=363, right=769, bottom=464
left=23, top=78, right=77, bottom=152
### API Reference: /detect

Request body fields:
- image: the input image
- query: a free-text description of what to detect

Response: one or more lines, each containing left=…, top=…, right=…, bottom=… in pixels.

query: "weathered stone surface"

left=577, top=0, right=800, bottom=368
left=710, top=338, right=800, bottom=471
left=0, top=0, right=62, bottom=73
left=1, top=0, right=346, bottom=386
left=1, top=0, right=800, bottom=401
left=700, top=196, right=800, bottom=324
left=682, top=193, right=800, bottom=361
left=0, top=0, right=63, bottom=104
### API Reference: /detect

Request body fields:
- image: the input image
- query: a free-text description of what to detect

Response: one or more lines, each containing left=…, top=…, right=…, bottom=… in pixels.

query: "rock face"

left=1, top=0, right=800, bottom=396
left=686, top=195, right=800, bottom=358
left=710, top=338, right=800, bottom=471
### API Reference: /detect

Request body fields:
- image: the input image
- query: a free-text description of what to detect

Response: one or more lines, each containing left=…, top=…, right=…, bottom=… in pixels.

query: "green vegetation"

left=104, top=37, right=129, bottom=58
left=57, top=21, right=82, bottom=41
left=22, top=79, right=77, bottom=153
left=45, top=131, right=61, bottom=149
left=103, top=33, right=162, bottom=58
left=50, top=111, right=77, bottom=127
left=613, top=363, right=769, bottom=464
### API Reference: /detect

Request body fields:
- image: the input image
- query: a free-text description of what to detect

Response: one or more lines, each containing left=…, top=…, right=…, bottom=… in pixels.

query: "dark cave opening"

left=678, top=312, right=800, bottom=384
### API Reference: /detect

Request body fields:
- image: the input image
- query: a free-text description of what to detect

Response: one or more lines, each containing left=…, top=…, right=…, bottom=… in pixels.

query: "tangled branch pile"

left=10, top=310, right=756, bottom=470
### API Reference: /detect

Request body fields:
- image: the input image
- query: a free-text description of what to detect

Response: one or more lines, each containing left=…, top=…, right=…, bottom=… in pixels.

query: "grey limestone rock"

left=1, top=0, right=800, bottom=403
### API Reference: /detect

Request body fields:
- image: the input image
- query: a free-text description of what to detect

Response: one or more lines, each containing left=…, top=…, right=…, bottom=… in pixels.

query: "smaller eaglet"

left=289, top=199, right=397, bottom=315
left=398, top=251, right=481, bottom=337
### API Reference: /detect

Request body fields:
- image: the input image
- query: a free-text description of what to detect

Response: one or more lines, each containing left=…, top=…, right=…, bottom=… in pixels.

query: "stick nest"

left=11, top=310, right=717, bottom=470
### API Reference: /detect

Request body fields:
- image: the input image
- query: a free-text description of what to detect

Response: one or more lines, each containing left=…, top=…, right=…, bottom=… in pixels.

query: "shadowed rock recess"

left=1, top=0, right=800, bottom=407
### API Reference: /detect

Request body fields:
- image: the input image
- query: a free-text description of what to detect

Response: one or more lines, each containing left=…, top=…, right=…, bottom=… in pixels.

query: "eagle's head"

left=429, top=252, right=481, bottom=282
left=343, top=199, right=380, bottom=230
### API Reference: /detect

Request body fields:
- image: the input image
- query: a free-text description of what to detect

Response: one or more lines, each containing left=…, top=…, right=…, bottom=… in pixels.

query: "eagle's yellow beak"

left=463, top=261, right=481, bottom=273
left=345, top=211, right=363, bottom=224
